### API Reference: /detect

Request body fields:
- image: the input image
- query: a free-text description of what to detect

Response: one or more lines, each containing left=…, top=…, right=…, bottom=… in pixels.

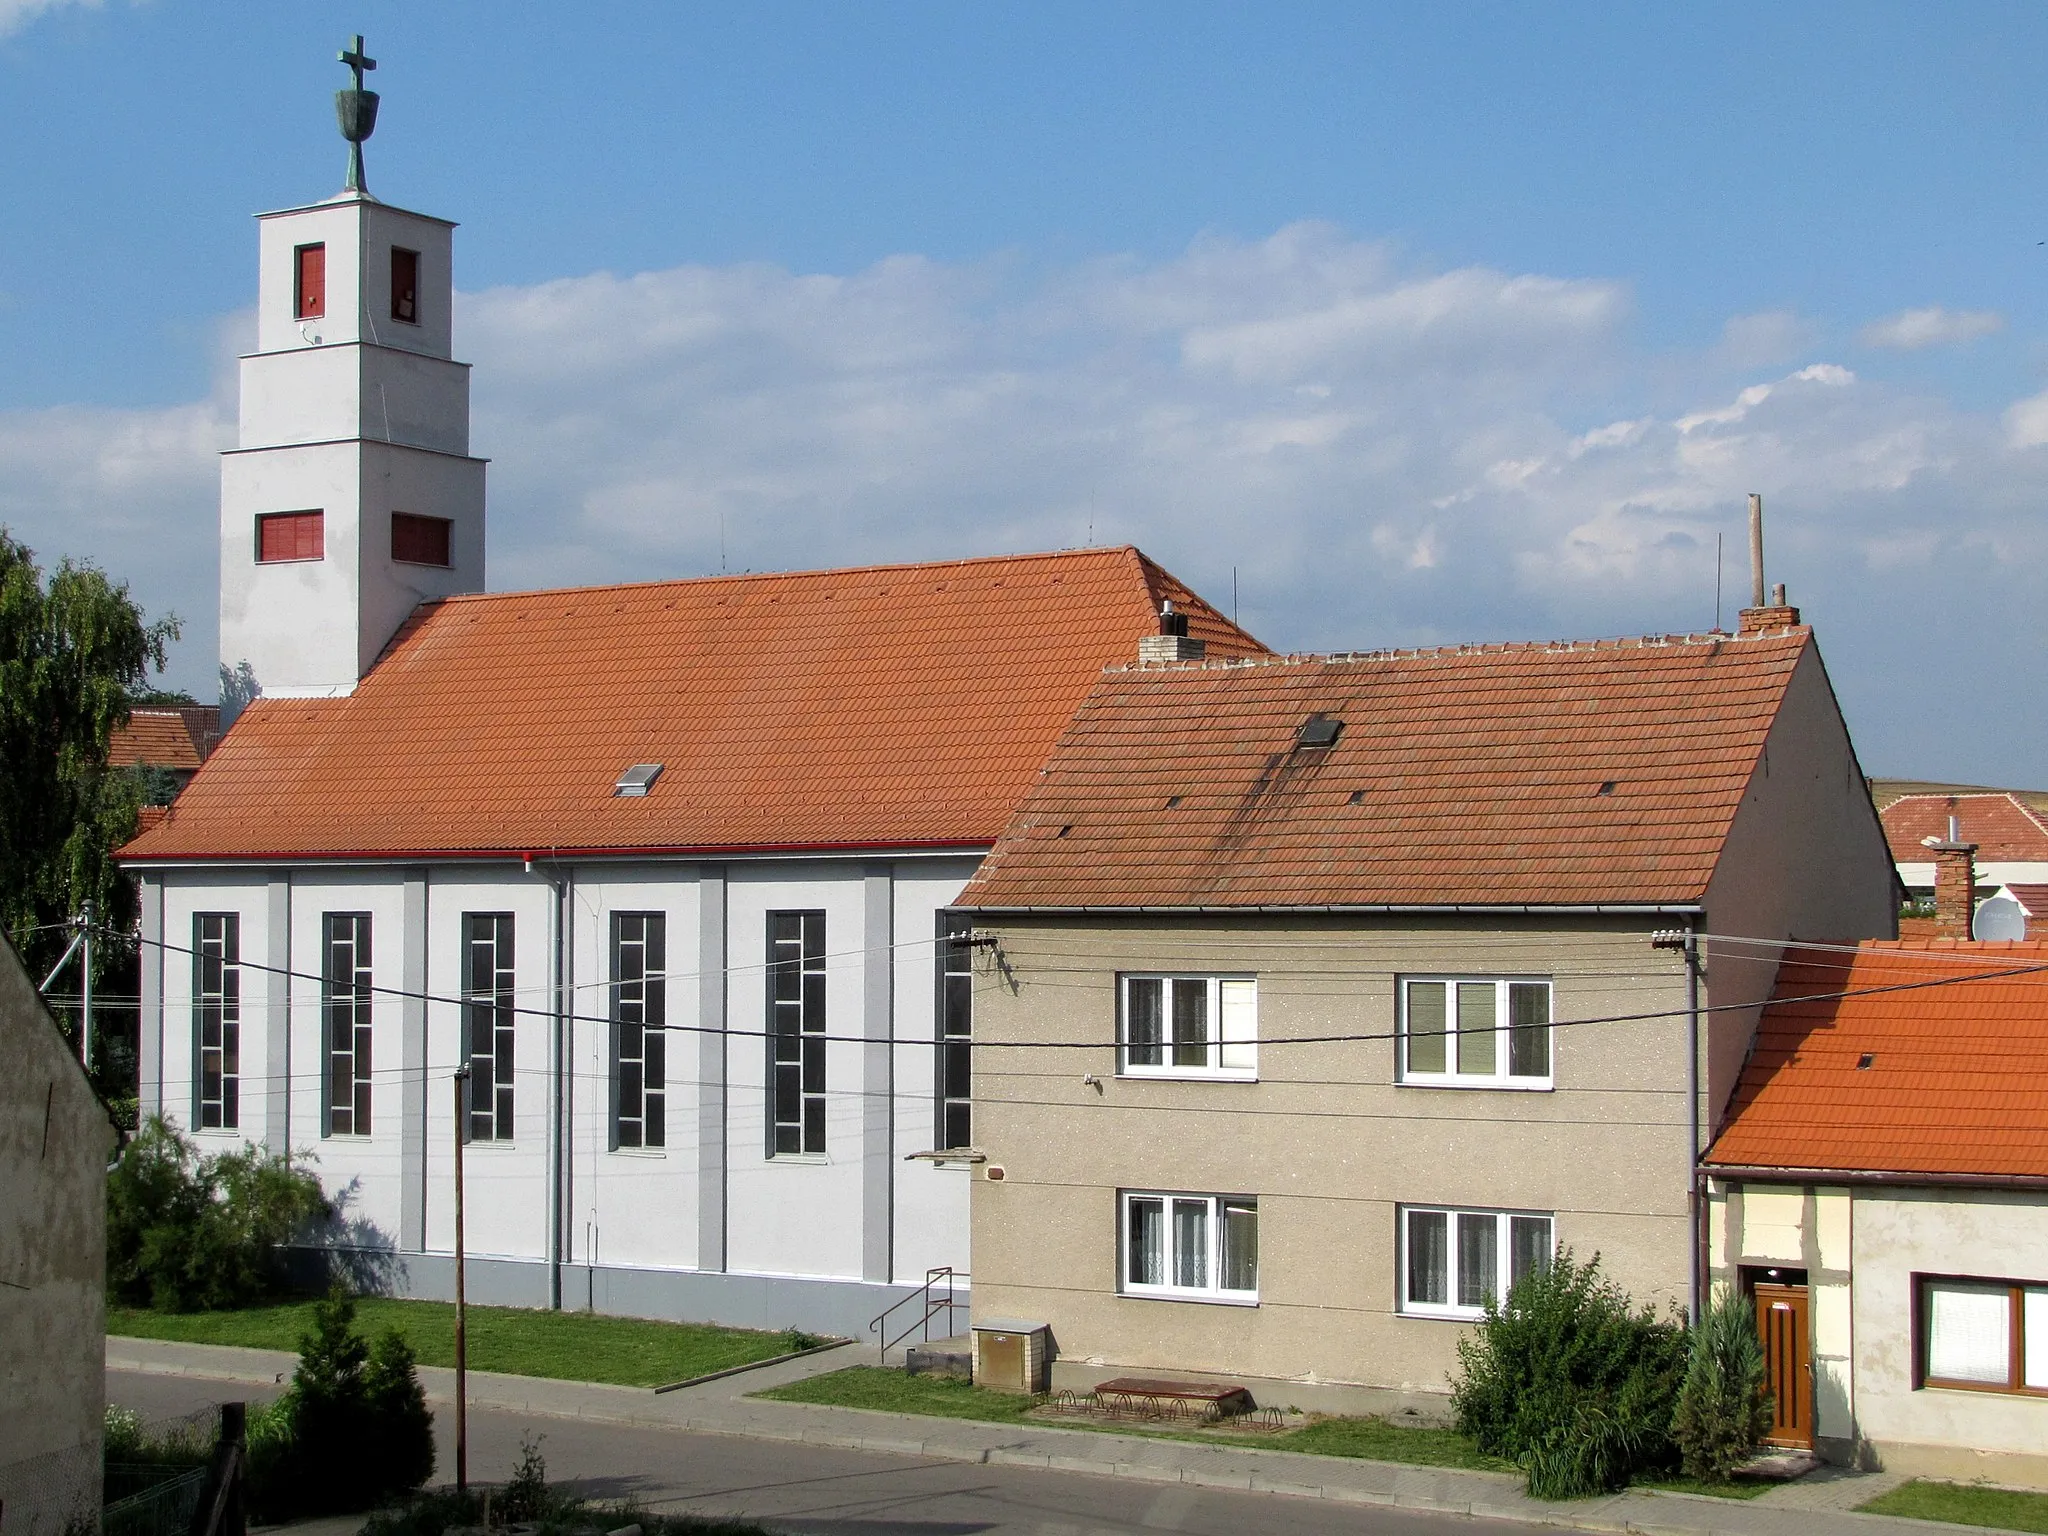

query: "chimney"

left=1138, top=600, right=1206, bottom=663
left=1924, top=815, right=1980, bottom=940
left=1736, top=493, right=1802, bottom=632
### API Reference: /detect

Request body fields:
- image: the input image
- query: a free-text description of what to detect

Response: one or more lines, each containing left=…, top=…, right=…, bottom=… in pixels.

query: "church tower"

left=219, top=37, right=485, bottom=716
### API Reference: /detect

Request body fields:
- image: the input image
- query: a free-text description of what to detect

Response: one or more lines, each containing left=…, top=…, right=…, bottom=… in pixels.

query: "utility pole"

left=79, top=899, right=95, bottom=1071
left=453, top=1064, right=469, bottom=1493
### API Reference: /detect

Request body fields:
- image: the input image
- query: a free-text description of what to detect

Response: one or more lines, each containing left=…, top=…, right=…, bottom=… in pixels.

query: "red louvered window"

left=391, top=512, right=451, bottom=567
left=295, top=244, right=326, bottom=320
left=256, top=511, right=324, bottom=563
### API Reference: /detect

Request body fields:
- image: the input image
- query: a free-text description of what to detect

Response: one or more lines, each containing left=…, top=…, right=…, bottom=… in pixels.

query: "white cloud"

left=1714, top=310, right=1820, bottom=370
left=8, top=224, right=2048, bottom=780
left=1858, top=306, right=2005, bottom=351
left=0, top=0, right=101, bottom=41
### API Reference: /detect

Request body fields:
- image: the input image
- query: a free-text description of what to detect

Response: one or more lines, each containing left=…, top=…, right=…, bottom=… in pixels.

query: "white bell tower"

left=219, top=36, right=485, bottom=718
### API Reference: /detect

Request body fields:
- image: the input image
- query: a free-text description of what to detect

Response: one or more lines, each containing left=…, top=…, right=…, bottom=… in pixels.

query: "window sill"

left=1919, top=1380, right=2048, bottom=1398
left=1119, top=1070, right=1260, bottom=1084
left=1397, top=1078, right=1554, bottom=1092
left=392, top=557, right=453, bottom=570
left=766, top=1154, right=829, bottom=1165
left=609, top=1147, right=666, bottom=1159
left=255, top=557, right=323, bottom=566
left=906, top=1148, right=986, bottom=1166
left=1400, top=1305, right=1489, bottom=1323
left=1120, top=1288, right=1260, bottom=1308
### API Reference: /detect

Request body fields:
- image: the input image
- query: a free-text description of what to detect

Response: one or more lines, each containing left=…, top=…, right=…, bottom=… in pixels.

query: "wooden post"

left=453, top=1065, right=469, bottom=1493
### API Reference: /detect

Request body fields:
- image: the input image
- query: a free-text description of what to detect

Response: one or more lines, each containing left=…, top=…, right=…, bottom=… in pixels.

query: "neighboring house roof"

left=1705, top=940, right=2048, bottom=1181
left=121, top=548, right=1263, bottom=863
left=960, top=627, right=1814, bottom=911
left=107, top=707, right=220, bottom=773
left=1881, top=792, right=2048, bottom=867
left=2003, top=884, right=2048, bottom=917
left=1871, top=778, right=2048, bottom=818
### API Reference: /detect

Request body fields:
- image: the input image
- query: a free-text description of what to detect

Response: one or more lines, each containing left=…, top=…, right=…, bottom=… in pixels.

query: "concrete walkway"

left=106, top=1336, right=2000, bottom=1536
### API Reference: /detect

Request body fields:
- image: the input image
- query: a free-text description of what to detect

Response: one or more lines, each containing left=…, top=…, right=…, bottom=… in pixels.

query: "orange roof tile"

left=2003, top=884, right=2048, bottom=916
left=1882, top=792, right=2048, bottom=866
left=1706, top=940, right=2048, bottom=1180
left=961, top=628, right=1813, bottom=910
left=120, top=548, right=1262, bottom=863
left=107, top=707, right=220, bottom=772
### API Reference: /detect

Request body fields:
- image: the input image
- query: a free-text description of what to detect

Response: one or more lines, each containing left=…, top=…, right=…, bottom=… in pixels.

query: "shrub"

left=106, top=1117, right=329, bottom=1311
left=255, top=1289, right=436, bottom=1519
left=1451, top=1248, right=1689, bottom=1499
left=1672, top=1287, right=1773, bottom=1480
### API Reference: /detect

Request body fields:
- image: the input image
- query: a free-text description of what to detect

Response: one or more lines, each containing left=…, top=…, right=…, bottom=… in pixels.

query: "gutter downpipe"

left=1686, top=918, right=1703, bottom=1324
left=526, top=854, right=569, bottom=1312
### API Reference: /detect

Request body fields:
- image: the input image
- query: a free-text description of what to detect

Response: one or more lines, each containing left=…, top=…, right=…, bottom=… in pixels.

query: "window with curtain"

left=1402, top=1206, right=1553, bottom=1318
left=1922, top=1277, right=2048, bottom=1393
left=1121, top=1191, right=1258, bottom=1302
left=1118, top=974, right=1257, bottom=1079
left=1400, top=977, right=1552, bottom=1087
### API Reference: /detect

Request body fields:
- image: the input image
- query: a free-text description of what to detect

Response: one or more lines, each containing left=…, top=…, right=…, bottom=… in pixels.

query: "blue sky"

left=4, top=1, right=2047, bottom=782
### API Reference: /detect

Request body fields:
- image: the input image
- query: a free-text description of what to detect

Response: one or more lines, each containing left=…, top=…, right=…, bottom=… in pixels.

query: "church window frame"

left=391, top=512, right=452, bottom=568
left=767, top=910, right=826, bottom=1157
left=390, top=246, right=420, bottom=324
left=256, top=511, right=324, bottom=564
left=322, top=913, right=373, bottom=1137
left=295, top=242, right=326, bottom=320
left=193, top=913, right=241, bottom=1131
left=464, top=913, right=517, bottom=1142
left=935, top=912, right=973, bottom=1149
left=611, top=911, right=666, bottom=1150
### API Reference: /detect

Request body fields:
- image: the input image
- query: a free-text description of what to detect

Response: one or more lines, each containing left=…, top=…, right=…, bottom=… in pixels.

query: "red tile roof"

left=1882, top=792, right=2048, bottom=866
left=2004, top=884, right=2048, bottom=917
left=107, top=707, right=220, bottom=772
left=1706, top=940, right=2048, bottom=1180
left=121, top=548, right=1262, bottom=863
left=961, top=628, right=1814, bottom=910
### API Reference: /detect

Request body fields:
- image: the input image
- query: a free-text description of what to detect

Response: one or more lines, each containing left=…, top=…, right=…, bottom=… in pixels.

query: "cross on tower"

left=340, top=35, right=377, bottom=91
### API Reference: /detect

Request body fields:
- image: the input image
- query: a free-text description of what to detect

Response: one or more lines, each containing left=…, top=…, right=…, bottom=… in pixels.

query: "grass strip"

left=755, top=1366, right=1506, bottom=1471
left=108, top=1298, right=804, bottom=1390
left=1858, top=1479, right=2048, bottom=1532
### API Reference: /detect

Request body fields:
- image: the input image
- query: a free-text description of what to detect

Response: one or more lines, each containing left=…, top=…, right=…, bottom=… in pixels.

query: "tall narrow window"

left=390, top=246, right=420, bottom=323
left=322, top=914, right=372, bottom=1136
left=256, top=511, right=324, bottom=564
left=295, top=243, right=326, bottom=320
left=768, top=911, right=826, bottom=1156
left=613, top=912, right=666, bottom=1149
left=935, top=912, right=973, bottom=1149
left=194, top=913, right=241, bottom=1130
left=391, top=512, right=452, bottom=567
left=464, top=914, right=516, bottom=1141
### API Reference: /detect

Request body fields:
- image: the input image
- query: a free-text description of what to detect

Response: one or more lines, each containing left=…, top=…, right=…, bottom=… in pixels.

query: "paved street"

left=110, top=1368, right=1529, bottom=1536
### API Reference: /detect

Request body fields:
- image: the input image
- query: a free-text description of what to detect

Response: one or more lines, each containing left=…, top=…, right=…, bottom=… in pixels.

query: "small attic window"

left=1597, top=780, right=1617, bottom=796
left=1296, top=715, right=1343, bottom=750
left=614, top=763, right=663, bottom=797
left=1857, top=1052, right=1875, bottom=1071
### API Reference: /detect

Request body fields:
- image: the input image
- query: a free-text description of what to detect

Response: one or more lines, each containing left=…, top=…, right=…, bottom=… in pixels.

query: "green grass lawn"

left=107, top=1298, right=812, bottom=1389
left=1859, top=1479, right=2048, bottom=1532
left=756, top=1367, right=1506, bottom=1471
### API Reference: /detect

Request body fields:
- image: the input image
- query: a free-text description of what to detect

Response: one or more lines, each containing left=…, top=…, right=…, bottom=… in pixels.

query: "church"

left=123, top=46, right=1262, bottom=1333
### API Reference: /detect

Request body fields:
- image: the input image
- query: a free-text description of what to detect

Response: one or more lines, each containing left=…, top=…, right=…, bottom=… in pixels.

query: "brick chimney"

left=1739, top=582, right=1802, bottom=634
left=1138, top=601, right=1206, bottom=663
left=1924, top=815, right=1980, bottom=940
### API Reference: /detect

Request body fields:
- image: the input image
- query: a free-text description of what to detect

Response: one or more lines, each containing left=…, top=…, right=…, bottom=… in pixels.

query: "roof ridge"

left=1105, top=627, right=1809, bottom=672
left=429, top=546, right=1146, bottom=607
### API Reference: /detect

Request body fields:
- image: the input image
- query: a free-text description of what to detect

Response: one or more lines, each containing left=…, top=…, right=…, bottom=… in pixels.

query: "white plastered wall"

left=158, top=873, right=274, bottom=1145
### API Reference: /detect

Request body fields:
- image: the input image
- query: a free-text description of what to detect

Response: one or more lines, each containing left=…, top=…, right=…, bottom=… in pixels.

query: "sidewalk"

left=108, top=1336, right=1988, bottom=1536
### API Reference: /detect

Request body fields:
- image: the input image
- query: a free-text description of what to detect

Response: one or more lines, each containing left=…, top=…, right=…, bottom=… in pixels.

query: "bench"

left=1089, top=1376, right=1256, bottom=1423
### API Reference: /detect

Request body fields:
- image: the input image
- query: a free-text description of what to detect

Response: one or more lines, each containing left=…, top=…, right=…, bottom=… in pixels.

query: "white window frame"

left=1399, top=1205, right=1555, bottom=1320
left=1120, top=1190, right=1259, bottom=1304
left=1117, top=974, right=1257, bottom=1080
left=1398, top=976, right=1553, bottom=1089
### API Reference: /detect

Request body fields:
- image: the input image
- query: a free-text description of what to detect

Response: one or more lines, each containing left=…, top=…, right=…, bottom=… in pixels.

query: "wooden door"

left=1755, top=1282, right=1813, bottom=1449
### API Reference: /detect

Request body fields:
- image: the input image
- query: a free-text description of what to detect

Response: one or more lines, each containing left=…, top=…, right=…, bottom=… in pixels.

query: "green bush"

left=253, top=1290, right=436, bottom=1520
left=106, top=1117, right=329, bottom=1311
left=1672, top=1287, right=1773, bottom=1480
left=1451, top=1248, right=1689, bottom=1499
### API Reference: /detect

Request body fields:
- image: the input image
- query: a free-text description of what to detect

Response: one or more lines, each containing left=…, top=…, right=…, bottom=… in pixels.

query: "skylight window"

left=614, top=763, right=664, bottom=798
left=1295, top=715, right=1343, bottom=750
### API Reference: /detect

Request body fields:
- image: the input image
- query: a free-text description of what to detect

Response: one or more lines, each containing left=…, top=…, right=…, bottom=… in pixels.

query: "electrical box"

left=971, top=1318, right=1051, bottom=1393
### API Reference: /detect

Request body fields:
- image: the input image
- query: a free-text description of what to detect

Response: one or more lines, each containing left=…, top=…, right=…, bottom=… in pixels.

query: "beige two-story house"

left=956, top=611, right=1895, bottom=1410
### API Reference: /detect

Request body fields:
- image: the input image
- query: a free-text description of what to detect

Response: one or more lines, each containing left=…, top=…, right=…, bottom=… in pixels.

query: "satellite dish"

left=1974, top=895, right=2027, bottom=942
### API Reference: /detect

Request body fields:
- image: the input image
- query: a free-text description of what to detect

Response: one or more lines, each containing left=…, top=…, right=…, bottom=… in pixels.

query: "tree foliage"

left=105, top=1117, right=330, bottom=1311
left=1672, top=1286, right=1774, bottom=1480
left=0, top=527, right=178, bottom=986
left=1451, top=1248, right=1689, bottom=1499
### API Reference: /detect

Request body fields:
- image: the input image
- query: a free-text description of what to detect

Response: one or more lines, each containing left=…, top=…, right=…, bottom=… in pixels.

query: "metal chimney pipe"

left=1748, top=493, right=1765, bottom=609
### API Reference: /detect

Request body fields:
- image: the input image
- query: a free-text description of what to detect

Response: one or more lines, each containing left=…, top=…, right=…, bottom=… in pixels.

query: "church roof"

left=121, top=547, right=1263, bottom=863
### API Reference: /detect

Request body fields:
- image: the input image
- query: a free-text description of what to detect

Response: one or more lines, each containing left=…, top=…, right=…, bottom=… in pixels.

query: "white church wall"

left=359, top=347, right=473, bottom=455
left=353, top=443, right=487, bottom=679
left=565, top=866, right=705, bottom=1274
left=723, top=863, right=869, bottom=1283
left=255, top=199, right=454, bottom=359
left=288, top=870, right=410, bottom=1248
left=890, top=859, right=978, bottom=1285
left=420, top=868, right=556, bottom=1264
left=158, top=873, right=274, bottom=1145
left=220, top=441, right=364, bottom=694
left=238, top=344, right=363, bottom=452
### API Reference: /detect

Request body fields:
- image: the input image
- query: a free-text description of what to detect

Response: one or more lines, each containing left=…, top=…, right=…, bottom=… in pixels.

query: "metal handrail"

left=868, top=1266, right=961, bottom=1361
